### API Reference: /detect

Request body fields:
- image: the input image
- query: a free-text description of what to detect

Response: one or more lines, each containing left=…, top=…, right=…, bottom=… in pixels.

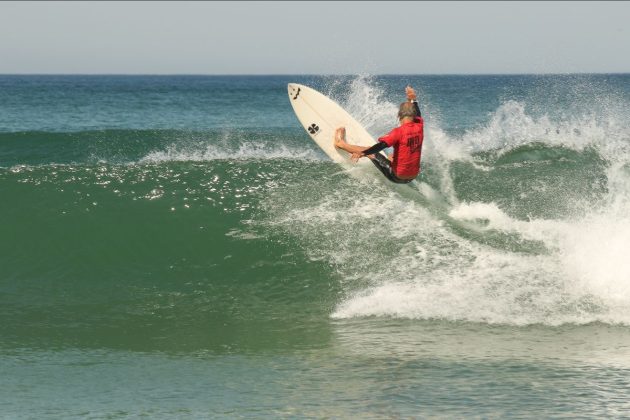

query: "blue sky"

left=1, top=1, right=628, bottom=74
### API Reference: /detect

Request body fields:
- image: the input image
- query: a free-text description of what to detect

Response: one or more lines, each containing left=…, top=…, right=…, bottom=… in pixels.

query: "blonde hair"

left=398, top=102, right=416, bottom=120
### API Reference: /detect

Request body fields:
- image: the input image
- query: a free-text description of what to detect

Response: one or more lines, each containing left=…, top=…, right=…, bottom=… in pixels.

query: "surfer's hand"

left=351, top=152, right=363, bottom=162
left=406, top=85, right=417, bottom=101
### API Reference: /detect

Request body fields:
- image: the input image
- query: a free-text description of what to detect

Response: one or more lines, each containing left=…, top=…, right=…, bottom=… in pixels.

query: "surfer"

left=334, top=86, right=424, bottom=184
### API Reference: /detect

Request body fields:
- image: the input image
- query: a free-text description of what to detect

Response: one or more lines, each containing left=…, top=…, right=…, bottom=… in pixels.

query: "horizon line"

left=1, top=72, right=629, bottom=77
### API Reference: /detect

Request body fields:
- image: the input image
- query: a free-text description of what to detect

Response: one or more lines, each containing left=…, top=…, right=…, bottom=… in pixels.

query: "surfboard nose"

left=288, top=83, right=301, bottom=101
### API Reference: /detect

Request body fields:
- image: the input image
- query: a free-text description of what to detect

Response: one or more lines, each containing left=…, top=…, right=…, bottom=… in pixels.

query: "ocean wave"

left=4, top=74, right=630, bottom=329
left=259, top=75, right=630, bottom=327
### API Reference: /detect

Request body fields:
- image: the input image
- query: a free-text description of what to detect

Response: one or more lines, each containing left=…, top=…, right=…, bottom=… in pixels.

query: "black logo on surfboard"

left=292, top=87, right=301, bottom=100
left=308, top=123, right=320, bottom=135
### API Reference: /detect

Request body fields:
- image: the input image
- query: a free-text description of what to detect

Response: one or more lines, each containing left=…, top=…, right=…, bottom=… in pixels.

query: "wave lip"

left=457, top=100, right=630, bottom=161
left=139, top=141, right=322, bottom=164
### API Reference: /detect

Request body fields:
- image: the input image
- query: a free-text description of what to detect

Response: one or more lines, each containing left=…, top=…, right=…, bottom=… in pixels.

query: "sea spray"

left=261, top=75, right=630, bottom=326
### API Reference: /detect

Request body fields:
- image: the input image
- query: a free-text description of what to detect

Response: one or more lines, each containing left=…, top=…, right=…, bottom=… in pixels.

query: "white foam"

left=449, top=201, right=511, bottom=227
left=323, top=179, right=630, bottom=324
left=558, top=213, right=630, bottom=304
left=253, top=75, right=630, bottom=326
left=139, top=140, right=321, bottom=163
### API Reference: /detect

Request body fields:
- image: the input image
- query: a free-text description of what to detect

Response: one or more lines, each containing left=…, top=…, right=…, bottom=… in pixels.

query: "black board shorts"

left=370, top=154, right=414, bottom=184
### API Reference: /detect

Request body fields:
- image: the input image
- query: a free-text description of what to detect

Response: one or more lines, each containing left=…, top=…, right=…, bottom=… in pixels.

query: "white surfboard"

left=288, top=83, right=471, bottom=229
left=287, top=83, right=382, bottom=173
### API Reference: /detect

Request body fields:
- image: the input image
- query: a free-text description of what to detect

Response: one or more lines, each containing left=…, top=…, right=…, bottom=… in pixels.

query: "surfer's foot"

left=334, top=127, right=347, bottom=149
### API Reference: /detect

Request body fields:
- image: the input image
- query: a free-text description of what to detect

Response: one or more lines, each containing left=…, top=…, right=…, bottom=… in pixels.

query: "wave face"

left=2, top=74, right=630, bottom=355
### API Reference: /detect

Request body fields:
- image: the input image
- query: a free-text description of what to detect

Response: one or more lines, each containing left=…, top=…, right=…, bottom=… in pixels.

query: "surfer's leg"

left=370, top=153, right=395, bottom=180
left=334, top=127, right=369, bottom=155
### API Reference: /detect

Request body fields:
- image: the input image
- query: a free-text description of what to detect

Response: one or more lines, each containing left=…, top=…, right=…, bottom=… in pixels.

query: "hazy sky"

left=1, top=1, right=629, bottom=74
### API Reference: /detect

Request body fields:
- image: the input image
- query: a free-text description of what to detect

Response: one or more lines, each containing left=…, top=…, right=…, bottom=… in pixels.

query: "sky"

left=1, top=1, right=629, bottom=75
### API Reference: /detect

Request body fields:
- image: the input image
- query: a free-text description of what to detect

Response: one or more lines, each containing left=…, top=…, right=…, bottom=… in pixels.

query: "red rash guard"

left=378, top=115, right=424, bottom=178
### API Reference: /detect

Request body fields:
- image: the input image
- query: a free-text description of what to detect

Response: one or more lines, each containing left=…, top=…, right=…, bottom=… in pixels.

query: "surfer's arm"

left=411, top=100, right=421, bottom=118
left=360, top=141, right=388, bottom=156
left=406, top=85, right=422, bottom=118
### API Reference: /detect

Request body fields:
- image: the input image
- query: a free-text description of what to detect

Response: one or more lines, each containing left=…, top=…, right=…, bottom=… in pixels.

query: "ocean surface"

left=2, top=74, right=630, bottom=418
